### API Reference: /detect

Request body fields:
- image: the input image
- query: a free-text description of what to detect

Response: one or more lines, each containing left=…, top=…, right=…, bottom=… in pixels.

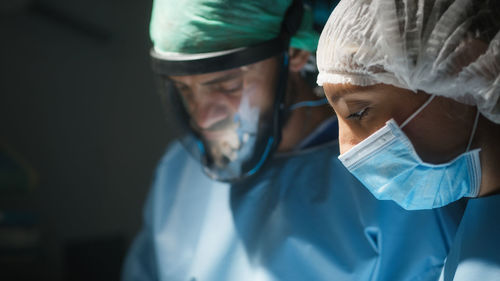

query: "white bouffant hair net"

left=316, top=0, right=500, bottom=123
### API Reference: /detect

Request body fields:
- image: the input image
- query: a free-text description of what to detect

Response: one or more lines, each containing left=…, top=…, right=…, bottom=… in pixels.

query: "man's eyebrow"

left=201, top=71, right=242, bottom=86
left=166, top=76, right=188, bottom=88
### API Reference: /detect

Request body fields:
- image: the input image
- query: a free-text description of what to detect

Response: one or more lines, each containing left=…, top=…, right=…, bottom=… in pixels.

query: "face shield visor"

left=151, top=39, right=290, bottom=182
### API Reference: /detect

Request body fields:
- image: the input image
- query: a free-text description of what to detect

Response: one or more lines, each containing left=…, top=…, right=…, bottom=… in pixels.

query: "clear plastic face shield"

left=154, top=53, right=288, bottom=182
left=150, top=0, right=304, bottom=182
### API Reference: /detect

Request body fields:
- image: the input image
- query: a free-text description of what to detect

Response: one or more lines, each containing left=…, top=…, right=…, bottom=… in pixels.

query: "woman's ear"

left=288, top=47, right=310, bottom=73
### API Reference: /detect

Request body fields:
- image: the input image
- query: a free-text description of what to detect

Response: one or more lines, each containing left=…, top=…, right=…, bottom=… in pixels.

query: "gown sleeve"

left=439, top=194, right=500, bottom=281
left=121, top=184, right=159, bottom=281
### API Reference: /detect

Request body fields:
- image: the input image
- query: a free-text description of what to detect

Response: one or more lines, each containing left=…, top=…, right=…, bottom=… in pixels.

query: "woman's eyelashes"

left=347, top=107, right=370, bottom=120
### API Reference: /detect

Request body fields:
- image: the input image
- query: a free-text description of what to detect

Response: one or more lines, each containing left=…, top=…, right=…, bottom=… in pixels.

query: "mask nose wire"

left=400, top=94, right=437, bottom=129
left=466, top=109, right=481, bottom=152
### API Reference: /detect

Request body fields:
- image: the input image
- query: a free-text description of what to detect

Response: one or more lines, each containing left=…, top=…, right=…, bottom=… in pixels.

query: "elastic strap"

left=466, top=109, right=481, bottom=152
left=401, top=95, right=436, bottom=128
left=151, top=37, right=286, bottom=76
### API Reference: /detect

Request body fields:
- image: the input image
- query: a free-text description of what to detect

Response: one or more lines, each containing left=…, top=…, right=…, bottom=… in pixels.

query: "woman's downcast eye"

left=347, top=107, right=370, bottom=120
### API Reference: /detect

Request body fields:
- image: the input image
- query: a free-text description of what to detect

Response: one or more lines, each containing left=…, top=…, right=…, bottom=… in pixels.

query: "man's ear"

left=288, top=47, right=310, bottom=73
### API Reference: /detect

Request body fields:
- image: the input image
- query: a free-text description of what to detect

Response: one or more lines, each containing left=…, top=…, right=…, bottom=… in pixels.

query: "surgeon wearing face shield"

left=317, top=0, right=500, bottom=280
left=121, top=1, right=469, bottom=281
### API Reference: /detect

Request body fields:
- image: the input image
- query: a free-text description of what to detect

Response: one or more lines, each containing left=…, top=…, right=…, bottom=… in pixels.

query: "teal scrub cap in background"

left=150, top=0, right=319, bottom=55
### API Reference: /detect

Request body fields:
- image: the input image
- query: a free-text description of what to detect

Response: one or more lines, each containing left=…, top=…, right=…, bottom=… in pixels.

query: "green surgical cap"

left=150, top=0, right=319, bottom=54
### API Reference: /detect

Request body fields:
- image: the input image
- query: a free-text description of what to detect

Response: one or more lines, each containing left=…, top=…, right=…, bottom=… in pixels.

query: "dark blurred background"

left=0, top=0, right=171, bottom=280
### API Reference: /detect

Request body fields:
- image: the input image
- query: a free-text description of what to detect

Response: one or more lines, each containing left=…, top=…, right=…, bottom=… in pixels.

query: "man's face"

left=169, top=57, right=279, bottom=166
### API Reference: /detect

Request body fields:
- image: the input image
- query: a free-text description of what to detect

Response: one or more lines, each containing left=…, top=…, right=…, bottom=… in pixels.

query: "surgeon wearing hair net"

left=317, top=0, right=500, bottom=280
left=121, top=0, right=468, bottom=280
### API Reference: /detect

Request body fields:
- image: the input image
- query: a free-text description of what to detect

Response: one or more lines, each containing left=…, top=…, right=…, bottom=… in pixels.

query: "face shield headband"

left=150, top=1, right=304, bottom=182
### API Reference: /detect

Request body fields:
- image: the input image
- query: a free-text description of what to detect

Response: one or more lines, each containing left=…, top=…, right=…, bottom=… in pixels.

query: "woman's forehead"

left=323, top=83, right=379, bottom=102
left=324, top=83, right=425, bottom=105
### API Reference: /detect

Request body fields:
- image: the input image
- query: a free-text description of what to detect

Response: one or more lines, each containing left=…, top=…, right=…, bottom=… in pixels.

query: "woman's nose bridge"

left=337, top=118, right=355, bottom=154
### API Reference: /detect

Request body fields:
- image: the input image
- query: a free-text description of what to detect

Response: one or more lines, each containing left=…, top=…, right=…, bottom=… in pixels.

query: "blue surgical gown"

left=439, top=194, right=500, bottom=280
left=122, top=141, right=466, bottom=281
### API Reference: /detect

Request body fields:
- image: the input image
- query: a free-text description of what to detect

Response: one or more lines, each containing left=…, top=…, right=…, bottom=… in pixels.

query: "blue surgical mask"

left=338, top=95, right=482, bottom=210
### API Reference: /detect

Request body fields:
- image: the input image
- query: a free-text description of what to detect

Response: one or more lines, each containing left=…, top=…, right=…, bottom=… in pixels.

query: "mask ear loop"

left=401, top=94, right=436, bottom=129
left=466, top=109, right=481, bottom=152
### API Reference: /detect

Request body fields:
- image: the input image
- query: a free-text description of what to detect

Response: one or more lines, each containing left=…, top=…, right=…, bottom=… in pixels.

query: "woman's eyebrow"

left=327, top=84, right=361, bottom=102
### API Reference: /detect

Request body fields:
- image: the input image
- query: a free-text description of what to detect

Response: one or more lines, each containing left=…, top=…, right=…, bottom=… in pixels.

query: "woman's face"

left=323, top=83, right=477, bottom=164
